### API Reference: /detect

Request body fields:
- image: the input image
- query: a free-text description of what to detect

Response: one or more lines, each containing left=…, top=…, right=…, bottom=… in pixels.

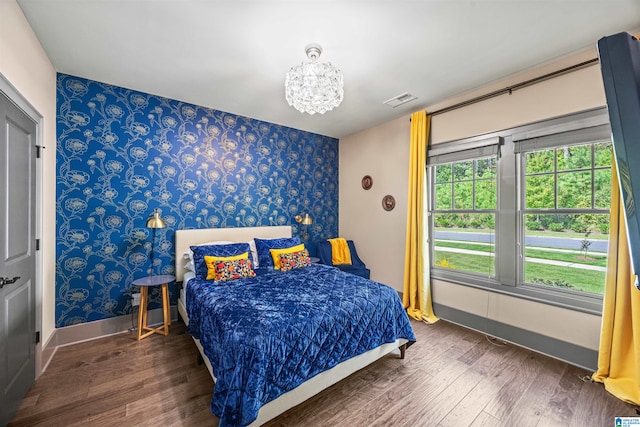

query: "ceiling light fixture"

left=285, top=44, right=344, bottom=115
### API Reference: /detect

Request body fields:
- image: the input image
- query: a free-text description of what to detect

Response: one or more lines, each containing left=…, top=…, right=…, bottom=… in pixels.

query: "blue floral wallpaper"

left=56, top=74, right=338, bottom=327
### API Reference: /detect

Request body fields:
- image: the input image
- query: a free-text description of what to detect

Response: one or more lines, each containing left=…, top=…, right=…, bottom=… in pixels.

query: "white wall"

left=339, top=116, right=410, bottom=290
left=340, top=48, right=606, bottom=352
left=0, top=1, right=57, bottom=349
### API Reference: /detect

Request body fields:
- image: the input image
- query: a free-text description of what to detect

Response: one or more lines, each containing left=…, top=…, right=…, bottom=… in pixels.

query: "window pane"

left=454, top=181, right=473, bottom=209
left=435, top=183, right=452, bottom=210
left=595, top=169, right=612, bottom=208
left=436, top=164, right=452, bottom=183
left=526, top=174, right=555, bottom=209
left=557, top=145, right=591, bottom=171
left=594, top=142, right=613, bottom=167
left=475, top=179, right=496, bottom=209
left=475, top=158, right=496, bottom=179
left=526, top=149, right=554, bottom=174
left=453, top=161, right=473, bottom=181
left=558, top=171, right=591, bottom=208
left=433, top=213, right=495, bottom=276
left=523, top=213, right=609, bottom=295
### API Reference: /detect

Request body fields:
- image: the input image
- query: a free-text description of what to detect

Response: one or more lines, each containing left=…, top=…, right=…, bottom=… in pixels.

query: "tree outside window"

left=521, top=142, right=611, bottom=295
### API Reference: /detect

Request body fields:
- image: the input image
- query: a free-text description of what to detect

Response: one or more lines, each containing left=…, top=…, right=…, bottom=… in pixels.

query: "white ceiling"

left=17, top=0, right=640, bottom=138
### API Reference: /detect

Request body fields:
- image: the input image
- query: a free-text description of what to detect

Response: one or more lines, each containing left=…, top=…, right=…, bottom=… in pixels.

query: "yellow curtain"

left=592, top=158, right=640, bottom=404
left=402, top=110, right=438, bottom=323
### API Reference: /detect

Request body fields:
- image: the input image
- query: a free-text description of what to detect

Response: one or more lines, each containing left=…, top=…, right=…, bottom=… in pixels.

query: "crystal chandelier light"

left=285, top=44, right=344, bottom=115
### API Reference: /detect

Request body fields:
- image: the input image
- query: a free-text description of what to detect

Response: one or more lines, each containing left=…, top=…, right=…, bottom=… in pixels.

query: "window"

left=427, top=108, right=612, bottom=313
left=519, top=141, right=611, bottom=295
left=427, top=136, right=500, bottom=282
left=432, top=157, right=497, bottom=276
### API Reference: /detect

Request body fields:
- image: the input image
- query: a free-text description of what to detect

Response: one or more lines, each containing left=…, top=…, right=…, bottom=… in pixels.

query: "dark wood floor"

left=9, top=318, right=638, bottom=426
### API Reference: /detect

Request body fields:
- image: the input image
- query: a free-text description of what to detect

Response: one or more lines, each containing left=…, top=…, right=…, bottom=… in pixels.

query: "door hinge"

left=35, top=331, right=40, bottom=344
left=36, top=239, right=40, bottom=251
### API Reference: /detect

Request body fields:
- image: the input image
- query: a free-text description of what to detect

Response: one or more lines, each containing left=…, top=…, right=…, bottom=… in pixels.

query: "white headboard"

left=174, top=226, right=292, bottom=282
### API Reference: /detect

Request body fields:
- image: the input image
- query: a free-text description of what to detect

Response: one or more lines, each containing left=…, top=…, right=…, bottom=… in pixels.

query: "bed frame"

left=175, top=226, right=409, bottom=426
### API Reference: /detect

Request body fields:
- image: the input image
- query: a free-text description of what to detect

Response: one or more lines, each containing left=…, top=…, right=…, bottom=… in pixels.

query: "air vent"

left=383, top=92, right=418, bottom=108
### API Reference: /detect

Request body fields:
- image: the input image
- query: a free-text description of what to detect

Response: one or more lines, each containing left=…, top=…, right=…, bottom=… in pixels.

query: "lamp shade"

left=146, top=211, right=166, bottom=229
left=295, top=213, right=313, bottom=225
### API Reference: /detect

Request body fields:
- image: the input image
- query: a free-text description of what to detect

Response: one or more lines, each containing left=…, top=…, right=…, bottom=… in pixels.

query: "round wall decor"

left=361, top=175, right=372, bottom=190
left=382, top=195, right=395, bottom=211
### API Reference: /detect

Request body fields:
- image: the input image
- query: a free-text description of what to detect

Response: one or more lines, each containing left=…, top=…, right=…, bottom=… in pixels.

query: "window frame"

left=428, top=135, right=500, bottom=283
left=427, top=107, right=612, bottom=315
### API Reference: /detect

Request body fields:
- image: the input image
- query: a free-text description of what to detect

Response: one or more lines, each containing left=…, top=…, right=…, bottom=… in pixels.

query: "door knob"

left=0, top=276, right=20, bottom=289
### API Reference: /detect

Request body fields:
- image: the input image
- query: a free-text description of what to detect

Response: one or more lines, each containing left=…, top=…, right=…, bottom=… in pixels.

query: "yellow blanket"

left=328, top=238, right=352, bottom=265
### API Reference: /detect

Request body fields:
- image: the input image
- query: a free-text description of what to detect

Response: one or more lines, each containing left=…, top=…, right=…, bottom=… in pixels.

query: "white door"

left=0, top=91, right=37, bottom=425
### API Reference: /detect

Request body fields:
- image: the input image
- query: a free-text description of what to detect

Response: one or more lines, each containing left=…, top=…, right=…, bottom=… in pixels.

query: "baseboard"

left=433, top=302, right=598, bottom=371
left=38, top=306, right=178, bottom=375
left=40, top=330, right=58, bottom=375
left=54, top=305, right=178, bottom=347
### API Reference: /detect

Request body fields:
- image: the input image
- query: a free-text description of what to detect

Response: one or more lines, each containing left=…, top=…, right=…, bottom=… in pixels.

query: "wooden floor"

left=9, top=319, right=638, bottom=426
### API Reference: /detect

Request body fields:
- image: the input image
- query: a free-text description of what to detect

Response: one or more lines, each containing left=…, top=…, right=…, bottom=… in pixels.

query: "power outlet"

left=131, top=292, right=141, bottom=307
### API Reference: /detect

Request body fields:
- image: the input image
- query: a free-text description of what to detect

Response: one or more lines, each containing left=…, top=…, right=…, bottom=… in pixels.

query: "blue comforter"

left=186, top=263, right=416, bottom=426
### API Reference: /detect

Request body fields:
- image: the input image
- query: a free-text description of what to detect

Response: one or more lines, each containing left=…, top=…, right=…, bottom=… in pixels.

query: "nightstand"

left=133, top=274, right=174, bottom=340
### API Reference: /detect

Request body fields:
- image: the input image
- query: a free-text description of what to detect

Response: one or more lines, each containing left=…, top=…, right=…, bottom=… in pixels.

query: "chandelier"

left=285, top=44, right=344, bottom=115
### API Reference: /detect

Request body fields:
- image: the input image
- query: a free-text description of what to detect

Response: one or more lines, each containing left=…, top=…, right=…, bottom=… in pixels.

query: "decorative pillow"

left=184, top=240, right=234, bottom=262
left=270, top=244, right=305, bottom=270
left=204, top=252, right=249, bottom=280
left=254, top=237, right=302, bottom=270
left=190, top=243, right=252, bottom=279
left=211, top=258, right=256, bottom=282
left=278, top=249, right=311, bottom=272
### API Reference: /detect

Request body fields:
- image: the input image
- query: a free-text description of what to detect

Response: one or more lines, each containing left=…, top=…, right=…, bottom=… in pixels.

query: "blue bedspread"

left=186, top=264, right=415, bottom=426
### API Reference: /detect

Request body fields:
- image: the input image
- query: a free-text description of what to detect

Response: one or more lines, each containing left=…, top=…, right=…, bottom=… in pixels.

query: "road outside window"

left=432, top=157, right=496, bottom=278
left=521, top=142, right=612, bottom=295
left=427, top=109, right=613, bottom=312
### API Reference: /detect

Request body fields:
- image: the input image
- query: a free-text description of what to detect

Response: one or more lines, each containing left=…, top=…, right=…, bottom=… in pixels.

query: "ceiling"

left=17, top=0, right=640, bottom=139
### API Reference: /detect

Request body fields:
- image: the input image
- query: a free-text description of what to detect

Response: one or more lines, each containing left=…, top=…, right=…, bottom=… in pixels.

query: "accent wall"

left=56, top=73, right=338, bottom=327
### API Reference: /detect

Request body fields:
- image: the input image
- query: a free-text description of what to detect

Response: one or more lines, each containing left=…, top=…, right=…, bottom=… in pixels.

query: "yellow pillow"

left=204, top=252, right=249, bottom=280
left=270, top=244, right=305, bottom=270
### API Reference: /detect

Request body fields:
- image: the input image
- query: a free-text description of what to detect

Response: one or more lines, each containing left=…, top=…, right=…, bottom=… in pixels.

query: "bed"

left=175, top=226, right=415, bottom=426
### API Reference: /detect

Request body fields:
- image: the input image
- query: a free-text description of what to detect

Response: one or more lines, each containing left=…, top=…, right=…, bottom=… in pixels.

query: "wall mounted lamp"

left=295, top=213, right=313, bottom=225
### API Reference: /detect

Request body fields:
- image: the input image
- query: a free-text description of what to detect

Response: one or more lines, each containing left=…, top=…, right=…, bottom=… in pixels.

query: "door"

left=0, top=91, right=37, bottom=425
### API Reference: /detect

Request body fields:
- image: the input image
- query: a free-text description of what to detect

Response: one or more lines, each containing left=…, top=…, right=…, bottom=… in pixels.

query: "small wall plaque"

left=361, top=175, right=372, bottom=190
left=382, top=195, right=395, bottom=211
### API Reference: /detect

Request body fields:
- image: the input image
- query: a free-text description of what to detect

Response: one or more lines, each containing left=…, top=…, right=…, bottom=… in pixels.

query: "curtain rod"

left=429, top=57, right=600, bottom=117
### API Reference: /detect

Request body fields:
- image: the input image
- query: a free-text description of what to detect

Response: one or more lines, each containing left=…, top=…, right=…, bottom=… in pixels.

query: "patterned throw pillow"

left=190, top=243, right=252, bottom=279
left=278, top=249, right=311, bottom=272
left=204, top=252, right=249, bottom=280
left=270, top=244, right=305, bottom=270
left=254, top=237, right=302, bottom=270
left=211, top=258, right=256, bottom=282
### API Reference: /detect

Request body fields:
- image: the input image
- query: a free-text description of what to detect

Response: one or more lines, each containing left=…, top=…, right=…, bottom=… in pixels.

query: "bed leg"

left=399, top=343, right=406, bottom=359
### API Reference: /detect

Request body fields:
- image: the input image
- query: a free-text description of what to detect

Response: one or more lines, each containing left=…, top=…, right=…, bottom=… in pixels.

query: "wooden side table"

left=133, top=274, right=174, bottom=340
